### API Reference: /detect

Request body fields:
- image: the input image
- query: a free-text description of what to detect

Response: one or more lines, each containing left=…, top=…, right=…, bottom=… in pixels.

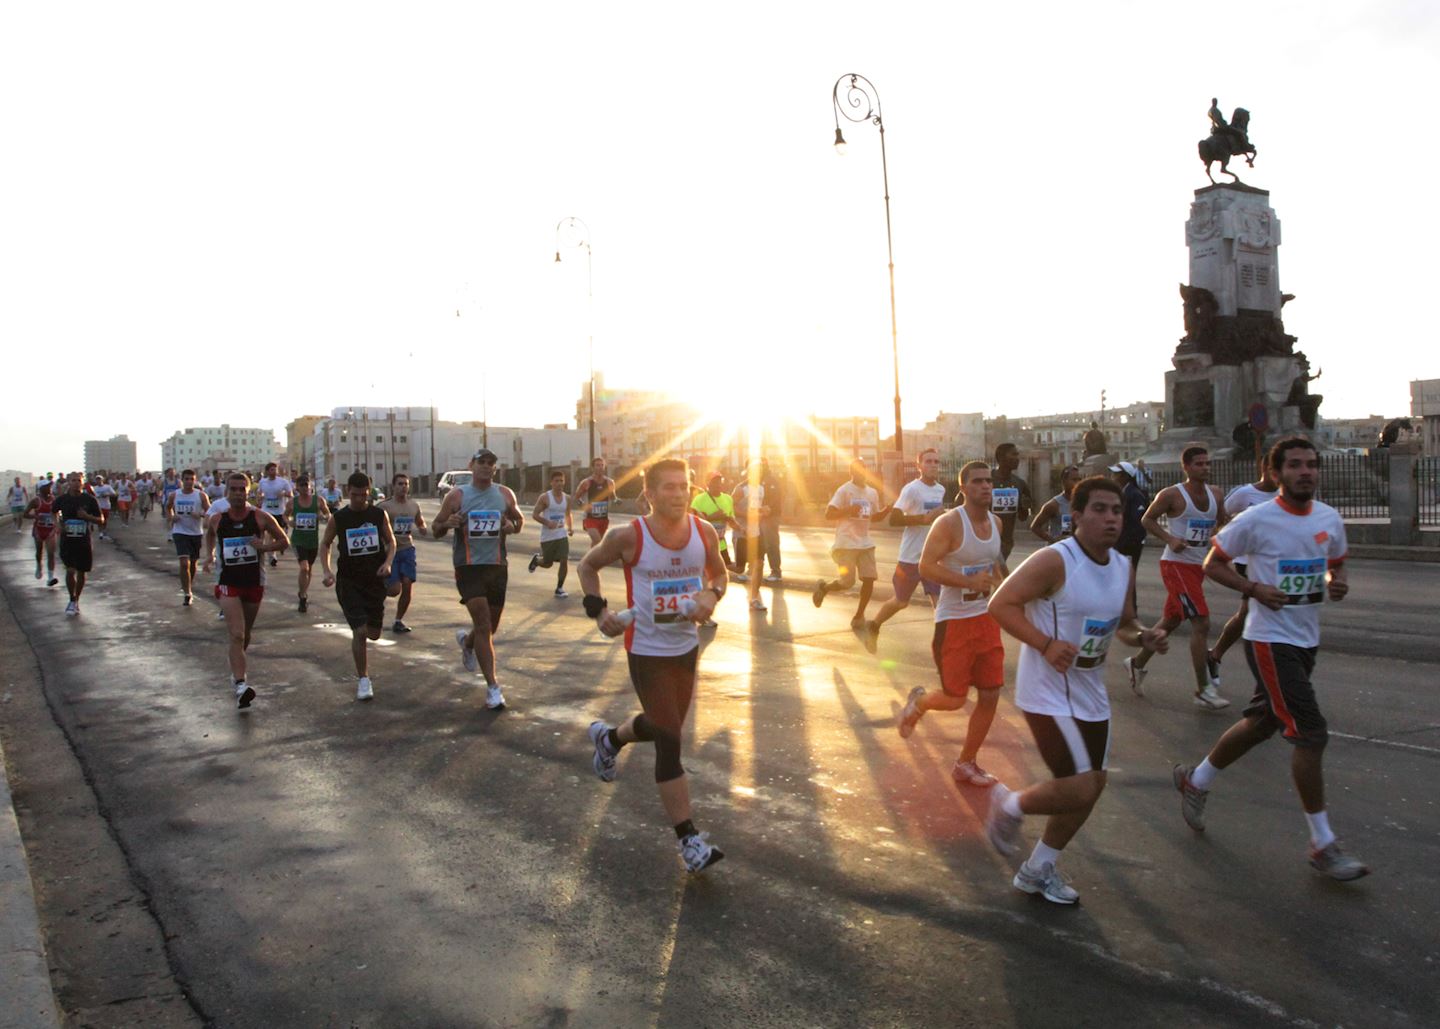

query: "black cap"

left=471, top=448, right=498, bottom=463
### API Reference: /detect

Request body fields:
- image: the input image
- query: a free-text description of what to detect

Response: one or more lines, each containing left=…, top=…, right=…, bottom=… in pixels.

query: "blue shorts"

left=892, top=561, right=940, bottom=604
left=387, top=547, right=417, bottom=585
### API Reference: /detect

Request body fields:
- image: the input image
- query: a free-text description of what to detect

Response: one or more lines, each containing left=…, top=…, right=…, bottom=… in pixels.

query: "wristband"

left=583, top=594, right=607, bottom=619
left=1243, top=581, right=1255, bottom=598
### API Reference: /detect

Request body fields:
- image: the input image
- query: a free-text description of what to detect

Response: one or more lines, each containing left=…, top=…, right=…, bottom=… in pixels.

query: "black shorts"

left=627, top=647, right=699, bottom=692
left=293, top=545, right=318, bottom=565
left=173, top=534, right=202, bottom=559
left=1023, top=712, right=1111, bottom=777
left=60, top=540, right=92, bottom=573
left=540, top=538, right=570, bottom=564
left=336, top=577, right=387, bottom=631
left=1242, top=640, right=1326, bottom=748
left=455, top=564, right=507, bottom=609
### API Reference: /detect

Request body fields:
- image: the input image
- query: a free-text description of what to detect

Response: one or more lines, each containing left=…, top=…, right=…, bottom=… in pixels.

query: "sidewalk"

left=0, top=732, right=61, bottom=1029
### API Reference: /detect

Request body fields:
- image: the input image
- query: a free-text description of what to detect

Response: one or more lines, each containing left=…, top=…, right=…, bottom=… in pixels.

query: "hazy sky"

left=4, top=1, right=1437, bottom=471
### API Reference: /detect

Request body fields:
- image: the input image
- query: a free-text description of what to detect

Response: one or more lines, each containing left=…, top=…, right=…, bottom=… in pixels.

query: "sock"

left=1305, top=809, right=1335, bottom=849
left=1002, top=791, right=1024, bottom=819
left=1026, top=840, right=1062, bottom=871
left=674, top=819, right=697, bottom=840
left=1190, top=758, right=1220, bottom=790
left=606, top=728, right=624, bottom=752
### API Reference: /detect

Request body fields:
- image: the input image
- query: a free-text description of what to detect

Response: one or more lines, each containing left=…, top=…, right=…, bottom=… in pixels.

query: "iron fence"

left=1419, top=457, right=1440, bottom=527
left=1137, top=452, right=1391, bottom=519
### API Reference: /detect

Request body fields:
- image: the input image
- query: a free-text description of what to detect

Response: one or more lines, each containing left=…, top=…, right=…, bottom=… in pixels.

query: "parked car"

left=436, top=470, right=471, bottom=500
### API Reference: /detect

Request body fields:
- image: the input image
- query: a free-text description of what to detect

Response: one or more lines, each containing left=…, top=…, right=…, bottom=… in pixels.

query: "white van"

left=436, top=470, right=472, bottom=500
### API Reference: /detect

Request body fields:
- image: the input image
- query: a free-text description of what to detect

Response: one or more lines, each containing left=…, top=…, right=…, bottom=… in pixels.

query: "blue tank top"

left=452, top=483, right=508, bottom=567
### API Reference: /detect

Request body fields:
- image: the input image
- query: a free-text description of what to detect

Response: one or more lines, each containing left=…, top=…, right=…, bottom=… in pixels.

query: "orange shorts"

left=931, top=613, right=1004, bottom=697
left=1161, top=560, right=1209, bottom=620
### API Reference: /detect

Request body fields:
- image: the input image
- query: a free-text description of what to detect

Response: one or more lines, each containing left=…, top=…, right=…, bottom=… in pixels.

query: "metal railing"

left=1419, top=457, right=1440, bottom=527
left=1138, top=453, right=1391, bottom=519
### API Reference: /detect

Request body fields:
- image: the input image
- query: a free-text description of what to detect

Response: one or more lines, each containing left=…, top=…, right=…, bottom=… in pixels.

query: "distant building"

left=1411, top=379, right=1440, bottom=453
left=904, top=411, right=986, bottom=470
left=161, top=426, right=277, bottom=475
left=987, top=402, right=1165, bottom=467
left=285, top=415, right=327, bottom=476
left=84, top=435, right=138, bottom=474
left=1311, top=414, right=1393, bottom=453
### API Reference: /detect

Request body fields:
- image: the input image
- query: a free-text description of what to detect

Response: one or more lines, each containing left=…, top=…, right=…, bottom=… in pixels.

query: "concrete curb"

left=0, top=734, right=61, bottom=1029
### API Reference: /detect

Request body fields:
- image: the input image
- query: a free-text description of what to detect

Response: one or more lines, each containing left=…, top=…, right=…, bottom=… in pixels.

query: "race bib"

left=63, top=518, right=87, bottom=539
left=653, top=576, right=702, bottom=625
left=1185, top=517, right=1216, bottom=548
left=960, top=562, right=994, bottom=603
left=393, top=516, right=414, bottom=536
left=1060, top=514, right=1073, bottom=535
left=175, top=497, right=198, bottom=515
left=294, top=512, right=318, bottom=532
left=855, top=500, right=872, bottom=519
left=590, top=500, right=609, bottom=518
left=345, top=525, right=380, bottom=555
left=1076, top=616, right=1119, bottom=669
left=262, top=498, right=283, bottom=514
left=37, top=513, right=53, bottom=529
left=992, top=488, right=1019, bottom=514
left=468, top=510, right=501, bottom=538
left=1277, top=557, right=1326, bottom=606
left=922, top=500, right=942, bottom=512
left=221, top=535, right=257, bottom=565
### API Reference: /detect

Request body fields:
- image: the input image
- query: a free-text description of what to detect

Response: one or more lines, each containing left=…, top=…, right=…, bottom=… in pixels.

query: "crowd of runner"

left=10, top=435, right=1364, bottom=887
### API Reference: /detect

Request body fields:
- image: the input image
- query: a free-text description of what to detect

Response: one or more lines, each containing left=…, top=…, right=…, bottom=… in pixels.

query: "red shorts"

left=582, top=517, right=610, bottom=534
left=1160, top=560, right=1209, bottom=620
left=215, top=584, right=265, bottom=604
left=931, top=613, right=1004, bottom=697
left=117, top=500, right=131, bottom=512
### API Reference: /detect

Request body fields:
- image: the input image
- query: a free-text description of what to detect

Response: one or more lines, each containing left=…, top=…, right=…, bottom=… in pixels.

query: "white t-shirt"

left=536, top=490, right=569, bottom=543
left=829, top=481, right=879, bottom=550
left=7, top=486, right=26, bottom=507
left=1212, top=497, right=1347, bottom=649
left=94, top=484, right=115, bottom=510
left=896, top=479, right=946, bottom=565
left=1224, top=483, right=1277, bottom=518
left=257, top=476, right=291, bottom=516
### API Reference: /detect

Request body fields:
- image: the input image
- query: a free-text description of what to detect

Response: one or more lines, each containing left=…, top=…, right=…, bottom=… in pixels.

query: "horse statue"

left=1199, top=102, right=1257, bottom=185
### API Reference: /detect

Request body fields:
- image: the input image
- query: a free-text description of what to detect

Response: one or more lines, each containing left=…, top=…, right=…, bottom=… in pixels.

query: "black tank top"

left=216, top=508, right=263, bottom=588
left=332, top=505, right=386, bottom=582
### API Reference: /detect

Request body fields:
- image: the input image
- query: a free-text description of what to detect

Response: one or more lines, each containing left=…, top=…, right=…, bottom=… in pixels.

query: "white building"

left=160, top=425, right=279, bottom=474
left=84, top=435, right=138, bottom=473
left=1411, top=379, right=1440, bottom=453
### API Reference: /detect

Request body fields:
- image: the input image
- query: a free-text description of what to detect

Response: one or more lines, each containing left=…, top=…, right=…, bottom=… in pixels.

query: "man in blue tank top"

left=431, top=448, right=524, bottom=710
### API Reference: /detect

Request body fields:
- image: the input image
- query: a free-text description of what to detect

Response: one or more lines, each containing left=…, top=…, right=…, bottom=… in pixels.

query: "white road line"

left=1332, top=730, right=1440, bottom=755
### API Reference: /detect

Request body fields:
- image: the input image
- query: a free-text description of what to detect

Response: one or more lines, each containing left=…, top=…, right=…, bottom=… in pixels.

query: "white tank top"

left=933, top=508, right=1003, bottom=623
left=170, top=488, right=206, bottom=536
left=624, top=514, right=712, bottom=657
left=1161, top=483, right=1218, bottom=566
left=537, top=491, right=568, bottom=542
left=1015, top=537, right=1131, bottom=721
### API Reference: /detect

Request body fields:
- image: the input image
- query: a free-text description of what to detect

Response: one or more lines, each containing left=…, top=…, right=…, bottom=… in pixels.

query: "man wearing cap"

left=431, top=448, right=524, bottom=710
left=1110, top=461, right=1150, bottom=621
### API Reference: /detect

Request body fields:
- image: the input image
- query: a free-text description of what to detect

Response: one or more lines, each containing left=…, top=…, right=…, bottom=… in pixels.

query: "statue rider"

left=1208, top=97, right=1245, bottom=154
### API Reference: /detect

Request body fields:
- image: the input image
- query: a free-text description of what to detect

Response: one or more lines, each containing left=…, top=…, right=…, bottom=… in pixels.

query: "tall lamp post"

left=832, top=73, right=904, bottom=468
left=554, top=216, right=595, bottom=465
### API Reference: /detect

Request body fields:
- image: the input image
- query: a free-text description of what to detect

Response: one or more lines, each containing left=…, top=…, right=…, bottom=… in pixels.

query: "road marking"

left=1332, top=730, right=1440, bottom=755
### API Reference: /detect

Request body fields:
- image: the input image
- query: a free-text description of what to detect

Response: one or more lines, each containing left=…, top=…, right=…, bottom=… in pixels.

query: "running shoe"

left=897, top=686, right=925, bottom=739
left=1193, top=684, right=1231, bottom=710
left=734, top=573, right=749, bottom=583
left=64, top=601, right=78, bottom=617
left=183, top=594, right=193, bottom=606
left=812, top=580, right=826, bottom=608
left=1123, top=656, right=1147, bottom=696
left=235, top=681, right=256, bottom=709
left=985, top=784, right=1023, bottom=857
left=392, top=619, right=412, bottom=633
left=528, top=554, right=540, bottom=573
left=269, top=556, right=278, bottom=567
left=485, top=684, right=506, bottom=710
left=952, top=759, right=999, bottom=788
left=1013, top=861, right=1079, bottom=905
left=554, top=588, right=568, bottom=598
left=862, top=619, right=879, bottom=654
left=356, top=677, right=374, bottom=702
left=1205, top=653, right=1222, bottom=688
left=298, top=595, right=308, bottom=613
left=1308, top=841, right=1370, bottom=881
left=764, top=573, right=782, bottom=583
left=679, top=832, right=724, bottom=873
left=456, top=629, right=477, bottom=673
left=1172, top=764, right=1208, bottom=831
left=588, top=720, right=618, bottom=782
left=749, top=598, right=767, bottom=612
left=46, top=578, right=58, bottom=587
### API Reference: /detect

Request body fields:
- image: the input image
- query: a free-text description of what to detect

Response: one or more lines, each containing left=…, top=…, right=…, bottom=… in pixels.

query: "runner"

left=1206, top=465, right=1280, bottom=686
left=1175, top=437, right=1367, bottom=881
left=1029, top=465, right=1083, bottom=545
left=202, top=472, right=290, bottom=709
left=92, top=474, right=115, bottom=540
left=1110, top=461, right=1150, bottom=621
left=866, top=449, right=946, bottom=652
left=990, top=442, right=1034, bottom=562
left=204, top=474, right=225, bottom=503
left=320, top=476, right=343, bottom=507
left=730, top=467, right=769, bottom=611
left=377, top=472, right=426, bottom=631
left=55, top=473, right=103, bottom=616
left=984, top=476, right=1169, bottom=903
left=137, top=473, right=155, bottom=520
left=580, top=457, right=729, bottom=874
left=115, top=473, right=135, bottom=527
left=8, top=477, right=28, bottom=533
left=812, top=458, right=893, bottom=631
left=1123, top=445, right=1231, bottom=709
left=285, top=475, right=330, bottom=613
left=574, top=456, right=617, bottom=547
left=23, top=483, right=59, bottom=585
left=160, top=468, right=181, bottom=534
left=690, top=471, right=739, bottom=581
left=896, top=460, right=1008, bottom=785
left=430, top=449, right=523, bottom=710
left=759, top=459, right=784, bottom=583
left=256, top=463, right=293, bottom=567
left=320, top=472, right=396, bottom=701
left=165, top=469, right=211, bottom=606
left=528, top=469, right=573, bottom=598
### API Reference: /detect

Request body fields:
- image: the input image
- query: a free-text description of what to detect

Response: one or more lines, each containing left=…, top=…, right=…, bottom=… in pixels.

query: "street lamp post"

left=832, top=73, right=904, bottom=469
left=554, top=217, right=595, bottom=465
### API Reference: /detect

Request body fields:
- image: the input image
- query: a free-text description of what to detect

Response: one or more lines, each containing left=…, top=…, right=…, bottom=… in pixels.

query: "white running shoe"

left=764, top=573, right=782, bottom=583
left=588, top=721, right=618, bottom=782
left=485, top=684, right=505, bottom=710
left=554, top=588, right=568, bottom=598
left=952, top=759, right=999, bottom=788
left=235, top=681, right=255, bottom=709
left=1309, top=841, right=1370, bottom=881
left=749, top=597, right=767, bottom=611
left=456, top=629, right=477, bottom=673
left=734, top=573, right=750, bottom=583
left=1193, top=684, right=1231, bottom=710
left=1013, top=861, right=1079, bottom=904
left=897, top=686, right=925, bottom=739
left=986, top=784, right=1023, bottom=857
left=64, top=600, right=78, bottom=617
left=1172, top=764, right=1208, bottom=832
left=356, top=677, right=374, bottom=702
left=1123, top=656, right=1147, bottom=696
left=679, top=831, right=724, bottom=873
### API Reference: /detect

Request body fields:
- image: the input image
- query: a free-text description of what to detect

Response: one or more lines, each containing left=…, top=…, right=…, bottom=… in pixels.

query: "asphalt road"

left=0, top=508, right=1437, bottom=1027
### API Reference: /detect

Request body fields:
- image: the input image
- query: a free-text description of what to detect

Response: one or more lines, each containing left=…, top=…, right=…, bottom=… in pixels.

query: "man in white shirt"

left=1207, top=465, right=1280, bottom=683
left=865, top=448, right=946, bottom=652
left=812, top=458, right=893, bottom=631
